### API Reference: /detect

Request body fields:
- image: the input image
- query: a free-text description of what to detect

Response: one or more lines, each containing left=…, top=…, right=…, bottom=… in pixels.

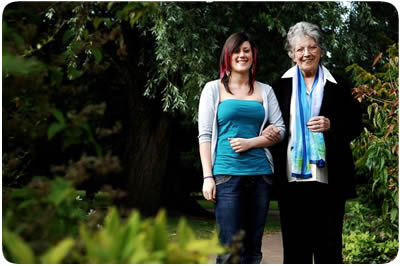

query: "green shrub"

left=3, top=177, right=90, bottom=249
left=80, top=207, right=224, bottom=263
left=2, top=229, right=75, bottom=264
left=348, top=44, right=398, bottom=226
left=2, top=175, right=118, bottom=258
left=345, top=44, right=399, bottom=263
left=3, top=207, right=225, bottom=263
left=343, top=200, right=399, bottom=264
left=343, top=232, right=398, bottom=264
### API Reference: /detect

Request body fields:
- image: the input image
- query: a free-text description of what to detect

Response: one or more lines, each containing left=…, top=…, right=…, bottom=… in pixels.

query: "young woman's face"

left=230, top=41, right=253, bottom=74
left=293, top=36, right=321, bottom=76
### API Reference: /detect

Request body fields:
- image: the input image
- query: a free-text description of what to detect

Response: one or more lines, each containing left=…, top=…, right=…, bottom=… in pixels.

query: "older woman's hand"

left=307, top=116, right=330, bottom=132
left=262, top=125, right=281, bottom=142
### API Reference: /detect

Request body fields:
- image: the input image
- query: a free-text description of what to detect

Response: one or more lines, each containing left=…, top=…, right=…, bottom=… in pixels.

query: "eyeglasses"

left=295, top=46, right=319, bottom=56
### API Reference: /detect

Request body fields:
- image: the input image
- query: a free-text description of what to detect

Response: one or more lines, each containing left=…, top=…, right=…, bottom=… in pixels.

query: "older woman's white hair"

left=285, top=21, right=325, bottom=61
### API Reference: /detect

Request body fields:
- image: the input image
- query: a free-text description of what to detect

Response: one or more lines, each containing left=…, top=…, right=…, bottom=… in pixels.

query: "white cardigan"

left=197, top=79, right=285, bottom=173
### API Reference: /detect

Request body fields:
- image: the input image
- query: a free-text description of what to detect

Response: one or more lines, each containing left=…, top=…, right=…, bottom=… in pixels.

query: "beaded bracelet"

left=203, top=175, right=214, bottom=180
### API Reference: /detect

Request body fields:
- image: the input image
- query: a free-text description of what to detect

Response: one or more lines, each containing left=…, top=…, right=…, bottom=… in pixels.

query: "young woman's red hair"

left=219, top=32, right=257, bottom=95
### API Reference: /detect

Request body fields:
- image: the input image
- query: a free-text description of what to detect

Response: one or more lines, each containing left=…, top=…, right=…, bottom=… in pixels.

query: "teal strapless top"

left=213, top=99, right=272, bottom=176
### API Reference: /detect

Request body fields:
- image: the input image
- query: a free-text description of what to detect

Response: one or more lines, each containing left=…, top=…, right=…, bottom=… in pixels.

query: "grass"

left=167, top=215, right=216, bottom=240
left=269, top=200, right=279, bottom=211
left=167, top=200, right=281, bottom=240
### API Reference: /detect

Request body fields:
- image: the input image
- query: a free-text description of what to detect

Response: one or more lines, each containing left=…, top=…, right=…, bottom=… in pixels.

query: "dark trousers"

left=215, top=175, right=272, bottom=264
left=278, top=182, right=346, bottom=264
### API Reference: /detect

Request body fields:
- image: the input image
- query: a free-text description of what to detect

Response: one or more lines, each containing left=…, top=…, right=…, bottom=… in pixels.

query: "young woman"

left=198, top=32, right=285, bottom=264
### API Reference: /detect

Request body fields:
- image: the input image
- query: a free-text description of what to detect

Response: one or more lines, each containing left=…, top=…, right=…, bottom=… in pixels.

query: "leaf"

left=372, top=178, right=380, bottom=192
left=392, top=144, right=398, bottom=154
left=153, top=209, right=168, bottom=251
left=62, top=29, right=75, bottom=44
left=390, top=208, right=398, bottom=223
left=52, top=109, right=66, bottom=124
left=367, top=105, right=373, bottom=118
left=129, top=243, right=152, bottom=264
left=385, top=124, right=394, bottom=138
left=372, top=52, right=383, bottom=67
left=92, top=48, right=103, bottom=64
left=11, top=31, right=25, bottom=46
left=40, top=238, right=75, bottom=264
left=48, top=178, right=73, bottom=206
left=104, top=207, right=121, bottom=235
left=120, top=211, right=141, bottom=261
left=50, top=67, right=63, bottom=87
left=107, top=2, right=115, bottom=9
left=93, top=17, right=104, bottom=29
left=11, top=187, right=37, bottom=199
left=2, top=54, right=45, bottom=76
left=2, top=229, right=35, bottom=264
left=376, top=112, right=383, bottom=128
left=176, top=218, right=194, bottom=248
left=68, top=68, right=83, bottom=80
left=47, top=122, right=66, bottom=140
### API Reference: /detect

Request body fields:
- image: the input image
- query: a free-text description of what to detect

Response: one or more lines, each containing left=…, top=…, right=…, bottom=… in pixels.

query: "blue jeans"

left=214, top=175, right=271, bottom=264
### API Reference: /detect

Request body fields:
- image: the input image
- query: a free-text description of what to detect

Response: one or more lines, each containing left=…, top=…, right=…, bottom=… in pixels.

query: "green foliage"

left=2, top=54, right=45, bottom=76
left=343, top=232, right=398, bottom=264
left=146, top=2, right=357, bottom=121
left=345, top=44, right=398, bottom=263
left=344, top=200, right=397, bottom=241
left=343, top=201, right=398, bottom=264
left=2, top=177, right=90, bottom=251
left=3, top=2, right=156, bottom=188
left=2, top=2, right=398, bottom=263
left=47, top=106, right=104, bottom=156
left=3, top=207, right=224, bottom=264
left=3, top=229, right=75, bottom=264
left=348, top=44, right=399, bottom=225
left=145, top=2, right=226, bottom=116
left=2, top=229, right=35, bottom=264
left=79, top=208, right=224, bottom=263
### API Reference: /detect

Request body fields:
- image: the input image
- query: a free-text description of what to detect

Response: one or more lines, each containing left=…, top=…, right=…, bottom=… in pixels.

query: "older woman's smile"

left=294, top=36, right=321, bottom=77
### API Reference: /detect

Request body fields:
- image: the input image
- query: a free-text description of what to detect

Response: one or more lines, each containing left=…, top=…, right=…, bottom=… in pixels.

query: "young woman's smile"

left=231, top=41, right=253, bottom=73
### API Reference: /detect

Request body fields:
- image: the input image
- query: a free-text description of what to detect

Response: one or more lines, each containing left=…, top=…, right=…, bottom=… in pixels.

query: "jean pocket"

left=262, top=174, right=273, bottom=185
left=214, top=175, right=232, bottom=185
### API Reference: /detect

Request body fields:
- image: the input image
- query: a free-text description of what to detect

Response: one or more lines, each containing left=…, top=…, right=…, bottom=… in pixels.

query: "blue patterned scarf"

left=291, top=65, right=326, bottom=178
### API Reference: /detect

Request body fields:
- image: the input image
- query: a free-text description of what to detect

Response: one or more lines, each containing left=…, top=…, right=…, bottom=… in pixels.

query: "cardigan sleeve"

left=198, top=81, right=216, bottom=144
left=266, top=86, right=286, bottom=141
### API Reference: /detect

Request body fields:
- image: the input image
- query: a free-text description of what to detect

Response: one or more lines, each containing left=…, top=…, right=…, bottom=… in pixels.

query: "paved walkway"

left=261, top=232, right=283, bottom=264
left=206, top=208, right=283, bottom=264
left=209, top=232, right=283, bottom=264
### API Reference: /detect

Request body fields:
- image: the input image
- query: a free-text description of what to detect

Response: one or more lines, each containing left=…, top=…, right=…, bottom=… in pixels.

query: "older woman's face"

left=293, top=36, right=321, bottom=76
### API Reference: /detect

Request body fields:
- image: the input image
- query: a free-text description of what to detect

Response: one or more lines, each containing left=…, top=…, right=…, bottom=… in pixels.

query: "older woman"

left=264, top=22, right=362, bottom=263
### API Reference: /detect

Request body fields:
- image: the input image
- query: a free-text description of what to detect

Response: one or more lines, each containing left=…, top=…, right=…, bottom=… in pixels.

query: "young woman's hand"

left=202, top=178, right=216, bottom=203
left=228, top=137, right=251, bottom=153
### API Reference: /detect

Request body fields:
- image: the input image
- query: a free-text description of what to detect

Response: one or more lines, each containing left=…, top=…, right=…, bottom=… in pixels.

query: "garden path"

left=261, top=231, right=283, bottom=264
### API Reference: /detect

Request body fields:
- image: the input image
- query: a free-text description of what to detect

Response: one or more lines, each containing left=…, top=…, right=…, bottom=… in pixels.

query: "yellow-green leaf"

left=2, top=229, right=35, bottom=264
left=40, top=238, right=75, bottom=264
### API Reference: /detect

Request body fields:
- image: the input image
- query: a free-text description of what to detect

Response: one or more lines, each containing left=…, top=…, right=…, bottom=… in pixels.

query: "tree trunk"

left=114, top=25, right=207, bottom=216
left=123, top=101, right=172, bottom=215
